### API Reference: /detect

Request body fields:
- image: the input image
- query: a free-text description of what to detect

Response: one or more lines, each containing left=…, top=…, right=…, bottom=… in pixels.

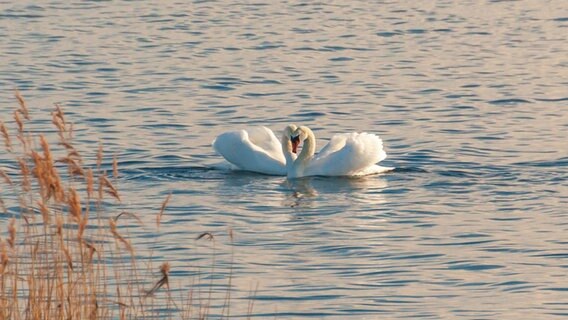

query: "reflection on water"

left=1, top=0, right=567, bottom=318
left=283, top=175, right=390, bottom=208
left=284, top=178, right=319, bottom=208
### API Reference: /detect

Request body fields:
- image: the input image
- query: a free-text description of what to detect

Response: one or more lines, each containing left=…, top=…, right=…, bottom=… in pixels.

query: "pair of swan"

left=212, top=125, right=393, bottom=178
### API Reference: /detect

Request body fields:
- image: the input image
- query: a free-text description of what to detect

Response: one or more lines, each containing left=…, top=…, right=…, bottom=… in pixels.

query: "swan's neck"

left=297, top=129, right=316, bottom=163
left=281, top=133, right=295, bottom=170
left=288, top=129, right=315, bottom=178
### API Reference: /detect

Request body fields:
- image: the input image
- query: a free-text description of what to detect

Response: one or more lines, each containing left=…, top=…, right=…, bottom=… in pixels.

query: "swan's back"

left=307, top=132, right=387, bottom=176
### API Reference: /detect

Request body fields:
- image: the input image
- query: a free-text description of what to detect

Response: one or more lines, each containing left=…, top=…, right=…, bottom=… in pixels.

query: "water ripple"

left=1, top=0, right=567, bottom=318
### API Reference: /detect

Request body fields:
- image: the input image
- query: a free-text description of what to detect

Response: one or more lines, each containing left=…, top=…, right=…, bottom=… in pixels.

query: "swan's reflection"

left=282, top=175, right=390, bottom=208
left=283, top=178, right=318, bottom=208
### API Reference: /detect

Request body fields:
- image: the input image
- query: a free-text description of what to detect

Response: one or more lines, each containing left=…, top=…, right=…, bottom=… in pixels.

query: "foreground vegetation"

left=0, top=92, right=242, bottom=319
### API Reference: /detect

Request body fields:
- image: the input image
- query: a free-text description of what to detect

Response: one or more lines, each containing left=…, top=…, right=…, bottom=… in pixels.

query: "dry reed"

left=112, top=155, right=118, bottom=179
left=145, top=262, right=171, bottom=297
left=100, top=175, right=121, bottom=202
left=0, top=92, right=250, bottom=320
left=156, top=193, right=172, bottom=229
left=15, top=89, right=29, bottom=120
left=109, top=218, right=132, bottom=254
left=0, top=169, right=13, bottom=186
left=0, top=121, right=11, bottom=151
left=13, top=110, right=23, bottom=133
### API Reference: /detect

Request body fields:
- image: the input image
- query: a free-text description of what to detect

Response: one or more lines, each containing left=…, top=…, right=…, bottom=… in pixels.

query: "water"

left=1, top=0, right=567, bottom=318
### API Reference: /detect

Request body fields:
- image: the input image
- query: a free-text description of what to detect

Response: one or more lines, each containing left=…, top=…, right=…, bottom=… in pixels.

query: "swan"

left=212, top=125, right=297, bottom=176
left=286, top=126, right=393, bottom=178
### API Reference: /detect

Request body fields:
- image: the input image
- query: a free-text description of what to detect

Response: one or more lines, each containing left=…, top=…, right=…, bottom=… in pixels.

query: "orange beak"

left=291, top=136, right=300, bottom=154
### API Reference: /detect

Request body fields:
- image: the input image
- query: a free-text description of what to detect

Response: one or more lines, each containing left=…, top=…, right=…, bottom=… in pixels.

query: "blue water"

left=1, top=0, right=567, bottom=318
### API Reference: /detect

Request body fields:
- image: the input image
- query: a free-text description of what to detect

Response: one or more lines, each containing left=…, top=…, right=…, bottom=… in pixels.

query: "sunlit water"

left=1, top=0, right=567, bottom=318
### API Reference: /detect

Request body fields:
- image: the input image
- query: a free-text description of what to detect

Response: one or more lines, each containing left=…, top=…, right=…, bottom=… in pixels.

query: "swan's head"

left=283, top=124, right=299, bottom=153
left=284, top=124, right=297, bottom=135
left=291, top=126, right=312, bottom=154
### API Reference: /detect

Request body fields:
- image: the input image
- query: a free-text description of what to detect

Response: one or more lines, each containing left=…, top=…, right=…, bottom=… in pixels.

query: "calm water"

left=1, top=0, right=567, bottom=318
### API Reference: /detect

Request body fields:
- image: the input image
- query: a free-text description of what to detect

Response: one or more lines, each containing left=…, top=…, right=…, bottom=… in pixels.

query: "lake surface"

left=1, top=0, right=567, bottom=318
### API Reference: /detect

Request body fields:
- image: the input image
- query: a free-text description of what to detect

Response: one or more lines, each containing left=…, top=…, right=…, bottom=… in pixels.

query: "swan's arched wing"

left=245, top=126, right=285, bottom=163
left=306, top=132, right=387, bottom=176
left=212, top=128, right=286, bottom=176
left=316, top=133, right=351, bottom=159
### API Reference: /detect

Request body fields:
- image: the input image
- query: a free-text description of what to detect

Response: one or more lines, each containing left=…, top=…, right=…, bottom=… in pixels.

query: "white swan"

left=212, top=125, right=297, bottom=176
left=286, top=126, right=393, bottom=178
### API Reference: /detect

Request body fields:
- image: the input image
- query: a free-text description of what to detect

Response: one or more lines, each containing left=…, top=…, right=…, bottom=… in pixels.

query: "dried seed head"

left=0, top=121, right=11, bottom=152
left=18, top=158, right=31, bottom=191
left=160, top=262, right=171, bottom=276
left=112, top=155, right=118, bottom=179
left=37, top=135, right=65, bottom=202
left=14, top=110, right=23, bottom=133
left=67, top=149, right=81, bottom=161
left=56, top=216, right=63, bottom=237
left=31, top=150, right=44, bottom=181
left=100, top=175, right=121, bottom=202
left=68, top=188, right=86, bottom=241
left=196, top=232, right=214, bottom=241
left=55, top=104, right=66, bottom=125
left=39, top=135, right=53, bottom=163
left=86, top=168, right=94, bottom=199
left=109, top=218, right=117, bottom=233
left=59, top=156, right=84, bottom=177
left=60, top=140, right=74, bottom=151
left=16, top=134, right=28, bottom=152
left=38, top=199, right=50, bottom=225
left=0, top=168, right=13, bottom=186
left=114, top=211, right=143, bottom=225
left=7, top=218, right=16, bottom=249
left=0, top=240, right=8, bottom=274
left=21, top=133, right=32, bottom=153
left=62, top=243, right=73, bottom=270
left=98, top=172, right=104, bottom=200
left=78, top=217, right=87, bottom=241
left=15, top=89, right=30, bottom=120
left=70, top=162, right=85, bottom=177
left=145, top=262, right=171, bottom=297
left=83, top=240, right=97, bottom=253
left=83, top=240, right=97, bottom=263
left=68, top=188, right=82, bottom=223
left=109, top=218, right=132, bottom=253
left=56, top=157, right=72, bottom=164
left=52, top=112, right=64, bottom=133
left=52, top=104, right=68, bottom=143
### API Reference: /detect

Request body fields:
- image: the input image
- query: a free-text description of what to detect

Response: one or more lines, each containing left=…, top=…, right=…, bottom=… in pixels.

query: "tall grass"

left=0, top=92, right=242, bottom=319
